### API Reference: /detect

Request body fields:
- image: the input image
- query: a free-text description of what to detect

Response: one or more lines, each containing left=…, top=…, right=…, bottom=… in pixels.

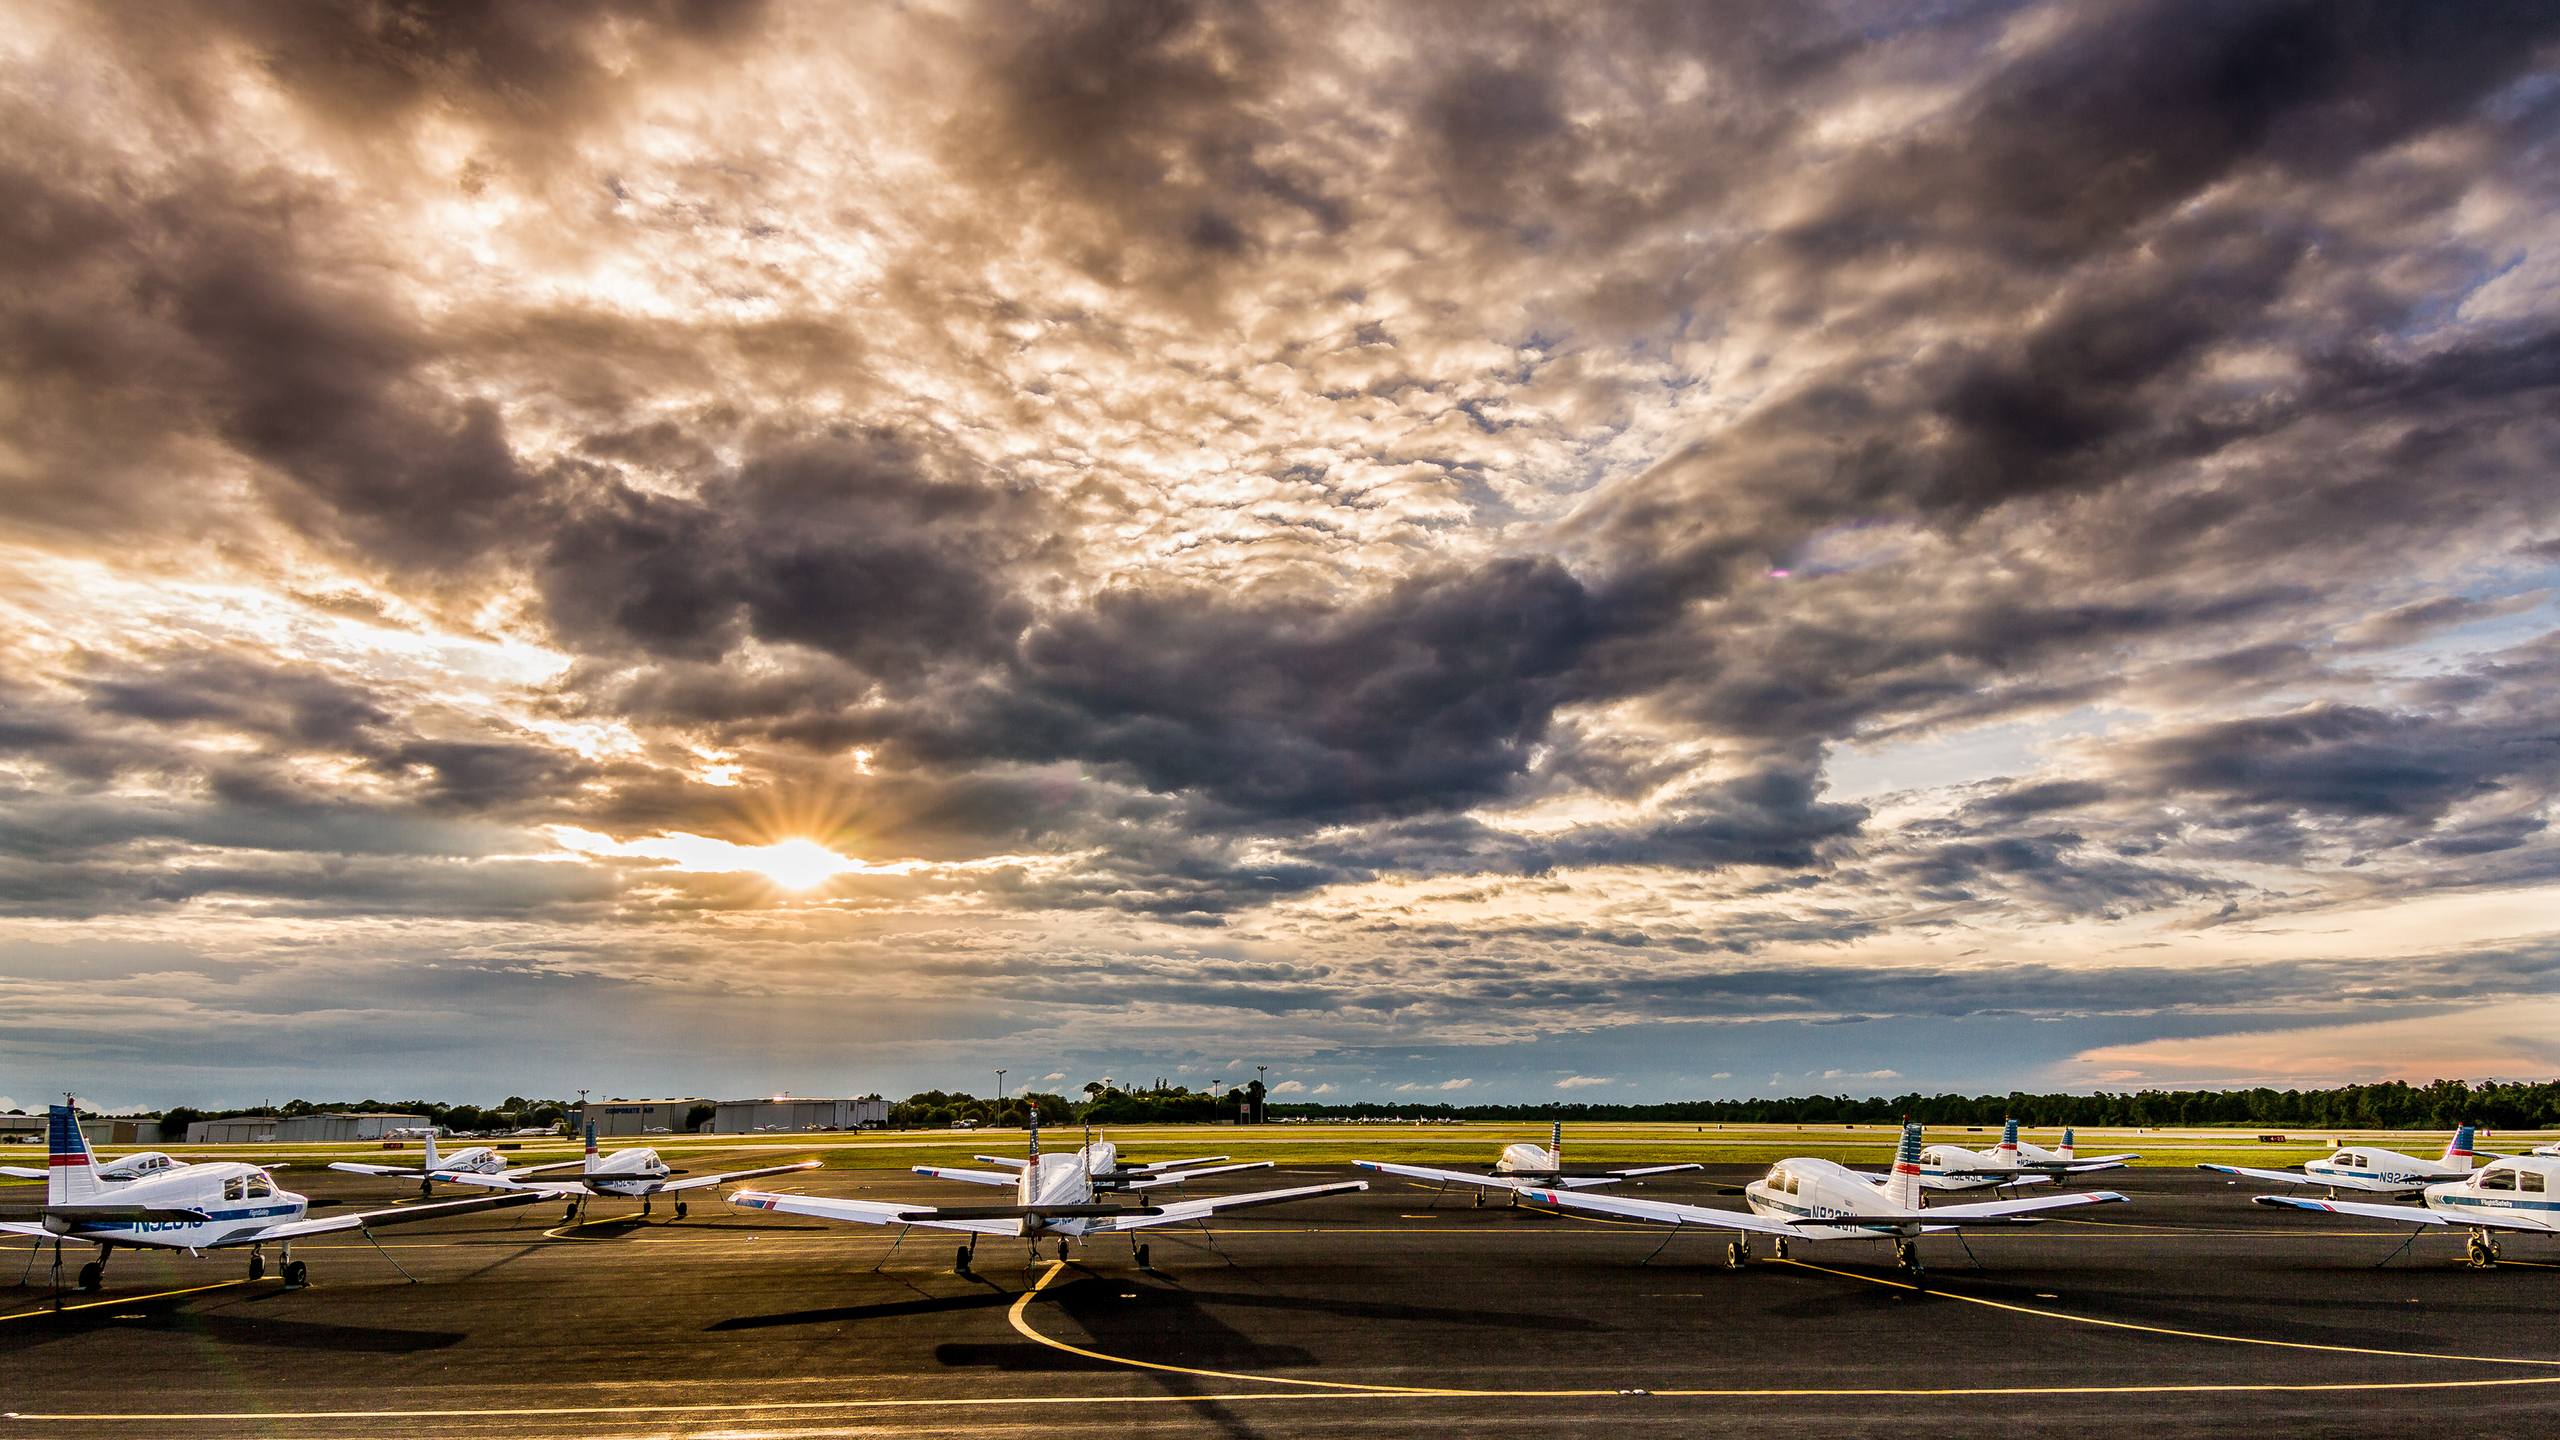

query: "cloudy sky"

left=4, top=0, right=2559, bottom=1112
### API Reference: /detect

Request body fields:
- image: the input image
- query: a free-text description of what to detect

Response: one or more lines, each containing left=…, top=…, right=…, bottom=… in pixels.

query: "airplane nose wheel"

left=2466, top=1233, right=2501, bottom=1269
left=1056, top=1238, right=1070, bottom=1262
left=1894, top=1240, right=1922, bottom=1275
left=282, top=1260, right=308, bottom=1289
left=1772, top=1238, right=1790, bottom=1260
left=1724, top=1240, right=1748, bottom=1269
left=76, top=1261, right=102, bottom=1292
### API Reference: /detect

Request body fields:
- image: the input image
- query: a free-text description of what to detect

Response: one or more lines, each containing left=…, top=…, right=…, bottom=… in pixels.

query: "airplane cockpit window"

left=1766, top=1166, right=1790, bottom=1192
left=223, top=1177, right=246, bottom=1201
left=2340, top=1153, right=2365, bottom=1168
left=245, top=1174, right=272, bottom=1198
left=2522, top=1172, right=2547, bottom=1194
left=2479, top=1168, right=2516, bottom=1190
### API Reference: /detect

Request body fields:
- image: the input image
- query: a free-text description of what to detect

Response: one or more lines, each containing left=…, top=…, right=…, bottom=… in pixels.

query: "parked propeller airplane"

left=729, top=1115, right=1366, bottom=1271
left=2198, top=1123, right=2489, bottom=1196
left=954, top=1134, right=1273, bottom=1192
left=1920, top=1120, right=2138, bottom=1187
left=330, top=1131, right=586, bottom=1195
left=0, top=1103, right=542, bottom=1294
left=2248, top=1153, right=2560, bottom=1268
left=6, top=1148, right=204, bottom=1183
left=1353, top=1120, right=1702, bottom=1205
left=1520, top=1120, right=2129, bottom=1274
left=425, top=1122, right=819, bottom=1220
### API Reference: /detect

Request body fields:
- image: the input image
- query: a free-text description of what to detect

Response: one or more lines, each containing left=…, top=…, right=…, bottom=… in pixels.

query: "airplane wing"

left=2062, top=1152, right=2141, bottom=1165
left=1605, top=1163, right=1705, bottom=1180
left=970, top=1156, right=1030, bottom=1169
left=658, top=1160, right=823, bottom=1193
left=1352, top=1160, right=1524, bottom=1191
left=0, top=1220, right=59, bottom=1239
left=1134, top=1155, right=1231, bottom=1172
left=327, top=1161, right=426, bottom=1177
left=1888, top=1189, right=2128, bottom=1223
left=226, top=1190, right=545, bottom=1244
left=2198, top=1163, right=2420, bottom=1193
left=506, top=1159, right=591, bottom=1177
left=1860, top=1169, right=2052, bottom=1190
left=0, top=1165, right=45, bottom=1179
left=913, top=1165, right=1024, bottom=1188
left=1104, top=1180, right=1366, bottom=1231
left=1123, top=1161, right=1274, bottom=1189
left=420, top=1170, right=589, bottom=1194
left=727, top=1189, right=1025, bottom=1236
left=1517, top=1186, right=1804, bottom=1238
left=2251, top=1195, right=2551, bottom=1233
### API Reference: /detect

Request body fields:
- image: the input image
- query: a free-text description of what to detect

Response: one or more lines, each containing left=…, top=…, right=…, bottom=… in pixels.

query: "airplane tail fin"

left=1551, top=1118, right=1563, bottom=1172
left=583, top=1121, right=600, bottom=1174
left=2446, top=1123, right=2477, bottom=1165
left=2058, top=1127, right=2076, bottom=1161
left=47, top=1102, right=104, bottom=1206
left=1885, top=1119, right=1925, bottom=1212
left=1997, top=1117, right=2020, bottom=1156
left=423, top=1128, right=440, bottom=1171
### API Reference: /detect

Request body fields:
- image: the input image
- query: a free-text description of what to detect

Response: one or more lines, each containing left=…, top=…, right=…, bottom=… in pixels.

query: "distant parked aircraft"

left=425, top=1122, right=818, bottom=1220
left=1353, top=1119, right=1701, bottom=1206
left=2248, top=1154, right=2560, bottom=1267
left=2200, top=1124, right=2490, bottom=1196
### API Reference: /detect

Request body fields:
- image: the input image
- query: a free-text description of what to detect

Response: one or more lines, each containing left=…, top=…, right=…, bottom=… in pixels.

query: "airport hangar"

left=572, top=1097, right=887, bottom=1136
left=182, top=1112, right=428, bottom=1144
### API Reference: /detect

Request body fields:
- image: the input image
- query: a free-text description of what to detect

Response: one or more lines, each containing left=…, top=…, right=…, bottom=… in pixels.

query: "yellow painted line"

left=1006, top=1260, right=1459, bottom=1393
left=0, top=1276, right=271, bottom=1322
left=1773, top=1257, right=2560, bottom=1368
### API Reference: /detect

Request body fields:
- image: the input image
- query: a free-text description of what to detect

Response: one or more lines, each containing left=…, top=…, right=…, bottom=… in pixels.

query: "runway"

left=5, top=1166, right=2556, bottom=1437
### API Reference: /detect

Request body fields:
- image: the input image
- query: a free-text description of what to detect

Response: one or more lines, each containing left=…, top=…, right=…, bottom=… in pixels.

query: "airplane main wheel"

left=1773, top=1238, right=1791, bottom=1260
left=1472, top=1192, right=1484, bottom=1208
left=282, top=1261, right=307, bottom=1289
left=1724, top=1241, right=1746, bottom=1269
left=1135, top=1243, right=1152, bottom=1270
left=1894, top=1240, right=1921, bottom=1275
left=248, top=1253, right=265, bottom=1281
left=76, top=1262, right=102, bottom=1292
left=674, top=1202, right=688, bottom=1220
left=1056, top=1238, right=1069, bottom=1261
left=563, top=1204, right=580, bottom=1223
left=956, top=1244, right=973, bottom=1273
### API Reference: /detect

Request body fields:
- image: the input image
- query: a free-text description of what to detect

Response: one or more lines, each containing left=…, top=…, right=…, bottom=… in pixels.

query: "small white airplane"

left=2249, top=1153, right=2560, bottom=1267
left=1352, top=1120, right=1701, bottom=1206
left=729, top=1115, right=1366, bottom=1271
left=0, top=1103, right=541, bottom=1293
left=4, top=1148, right=203, bottom=1183
left=2199, top=1124, right=2489, bottom=1196
left=1519, top=1120, right=2129, bottom=1274
left=424, top=1122, right=820, bottom=1220
left=329, top=1131, right=586, bottom=1195
left=950, top=1132, right=1272, bottom=1192
left=1920, top=1119, right=2138, bottom=1186
left=2530, top=1141, right=2560, bottom=1158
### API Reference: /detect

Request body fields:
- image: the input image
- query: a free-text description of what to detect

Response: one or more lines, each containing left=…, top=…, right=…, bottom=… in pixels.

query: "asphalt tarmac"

left=4, top=1165, right=2556, bottom=1437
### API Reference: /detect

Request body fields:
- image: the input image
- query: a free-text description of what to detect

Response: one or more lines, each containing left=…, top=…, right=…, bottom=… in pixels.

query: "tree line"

left=1272, top=1077, right=2560, bottom=1129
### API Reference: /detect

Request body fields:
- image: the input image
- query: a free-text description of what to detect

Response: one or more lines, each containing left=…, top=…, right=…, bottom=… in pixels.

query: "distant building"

left=575, top=1099, right=709, bottom=1137
left=185, top=1112, right=427, bottom=1144
left=1, top=1114, right=161, bottom=1145
left=711, top=1097, right=887, bottom=1133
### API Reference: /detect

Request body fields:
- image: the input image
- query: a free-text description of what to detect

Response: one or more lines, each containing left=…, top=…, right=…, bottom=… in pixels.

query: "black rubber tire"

left=77, top=1262, right=101, bottom=1292
left=282, top=1260, right=307, bottom=1289
left=956, top=1245, right=972, bottom=1272
left=674, top=1202, right=688, bottom=1220
left=1136, top=1244, right=1151, bottom=1269
left=1773, top=1239, right=1790, bottom=1260
left=249, top=1254, right=264, bottom=1280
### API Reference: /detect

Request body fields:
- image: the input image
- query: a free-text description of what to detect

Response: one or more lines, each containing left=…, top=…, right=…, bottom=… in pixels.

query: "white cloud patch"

left=1555, top=1075, right=1615, bottom=1089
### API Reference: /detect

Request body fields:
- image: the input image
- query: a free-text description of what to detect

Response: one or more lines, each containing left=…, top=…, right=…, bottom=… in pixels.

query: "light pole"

left=995, top=1068, right=1007, bottom=1123
left=1256, top=1065, right=1268, bottom=1123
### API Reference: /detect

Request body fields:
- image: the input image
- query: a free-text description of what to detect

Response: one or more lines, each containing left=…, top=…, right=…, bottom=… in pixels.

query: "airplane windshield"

left=2480, top=1169, right=2516, bottom=1190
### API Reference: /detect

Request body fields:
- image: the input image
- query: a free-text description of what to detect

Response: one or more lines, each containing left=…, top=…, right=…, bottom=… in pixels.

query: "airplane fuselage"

left=2305, top=1146, right=2474, bottom=1190
left=2422, top=1157, right=2560, bottom=1231
left=1745, top=1158, right=1924, bottom=1239
left=42, top=1161, right=309, bottom=1248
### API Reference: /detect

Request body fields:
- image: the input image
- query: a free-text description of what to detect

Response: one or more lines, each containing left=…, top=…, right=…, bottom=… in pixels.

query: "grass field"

left=8, top=1120, right=2552, bottom=1183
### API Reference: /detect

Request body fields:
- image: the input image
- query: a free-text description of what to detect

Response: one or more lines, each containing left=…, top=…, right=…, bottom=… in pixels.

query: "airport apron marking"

left=0, top=1276, right=273, bottom=1324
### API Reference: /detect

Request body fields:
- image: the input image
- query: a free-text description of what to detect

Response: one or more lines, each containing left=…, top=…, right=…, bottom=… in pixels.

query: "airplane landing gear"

left=674, top=1201, right=688, bottom=1220
left=248, top=1249, right=265, bottom=1281
left=955, top=1243, right=975, bottom=1273
left=1724, top=1240, right=1748, bottom=1269
left=1893, top=1240, right=1922, bottom=1275
left=1472, top=1192, right=1485, bottom=1208
left=1772, top=1238, right=1791, bottom=1260
left=2466, top=1232, right=2501, bottom=1269
left=1135, top=1242, right=1152, bottom=1270
left=77, top=1262, right=102, bottom=1292
left=1056, top=1238, right=1070, bottom=1262
left=282, top=1260, right=308, bottom=1289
